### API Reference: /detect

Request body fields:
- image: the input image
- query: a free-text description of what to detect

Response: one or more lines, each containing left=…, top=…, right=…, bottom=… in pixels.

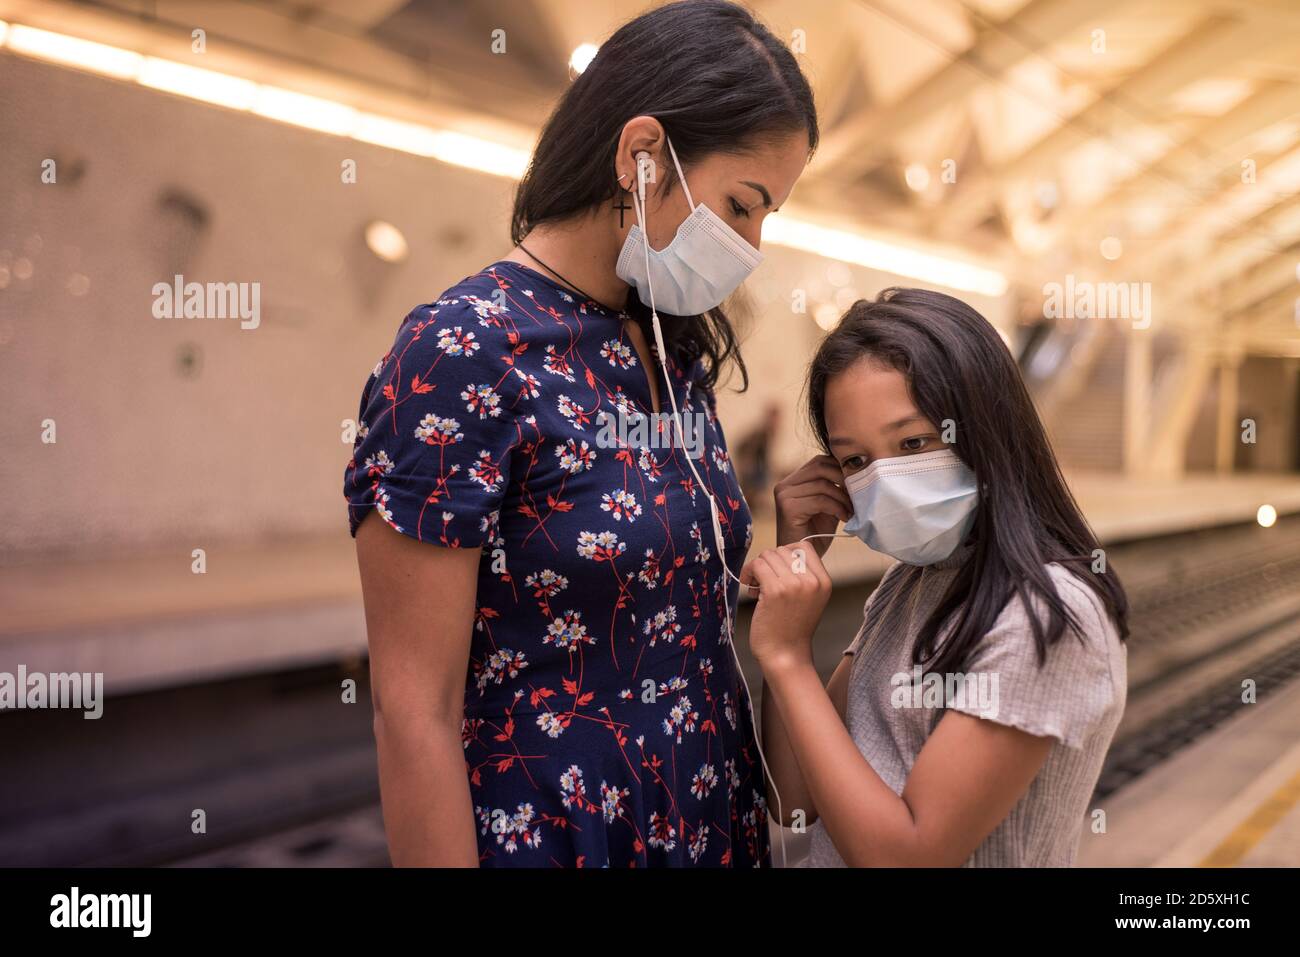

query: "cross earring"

left=614, top=172, right=633, bottom=228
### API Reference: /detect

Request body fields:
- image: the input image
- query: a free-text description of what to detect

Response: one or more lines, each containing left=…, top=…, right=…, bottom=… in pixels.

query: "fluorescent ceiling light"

left=353, top=115, right=528, bottom=175
left=764, top=216, right=1008, bottom=297
left=7, top=23, right=142, bottom=78
left=426, top=130, right=529, bottom=179
left=353, top=114, right=440, bottom=155
left=253, top=85, right=357, bottom=136
left=139, top=58, right=257, bottom=110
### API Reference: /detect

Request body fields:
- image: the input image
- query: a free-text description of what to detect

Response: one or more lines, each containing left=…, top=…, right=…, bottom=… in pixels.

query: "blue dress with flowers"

left=343, top=260, right=767, bottom=867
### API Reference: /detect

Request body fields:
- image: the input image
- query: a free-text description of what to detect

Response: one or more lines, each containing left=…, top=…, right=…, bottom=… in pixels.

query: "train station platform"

left=1078, top=670, right=1300, bottom=867
left=2, top=469, right=1299, bottom=695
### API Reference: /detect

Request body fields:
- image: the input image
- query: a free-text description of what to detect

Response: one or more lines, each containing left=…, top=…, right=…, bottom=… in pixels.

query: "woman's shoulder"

left=396, top=266, right=517, bottom=339
left=369, top=268, right=538, bottom=390
left=344, top=268, right=532, bottom=545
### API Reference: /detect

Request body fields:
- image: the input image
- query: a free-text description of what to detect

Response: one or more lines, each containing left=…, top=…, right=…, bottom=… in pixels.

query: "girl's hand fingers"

left=779, top=455, right=846, bottom=489
left=780, top=489, right=853, bottom=523
left=749, top=554, right=778, bottom=595
left=779, top=475, right=852, bottom=502
left=778, top=542, right=832, bottom=588
left=757, top=550, right=789, bottom=582
left=776, top=543, right=824, bottom=576
left=770, top=545, right=827, bottom=586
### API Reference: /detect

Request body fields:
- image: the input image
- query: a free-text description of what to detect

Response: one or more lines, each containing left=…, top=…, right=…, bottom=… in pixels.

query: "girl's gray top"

left=802, top=544, right=1127, bottom=867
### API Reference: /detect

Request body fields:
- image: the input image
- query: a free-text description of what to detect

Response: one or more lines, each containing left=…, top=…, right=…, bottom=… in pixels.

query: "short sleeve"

left=844, top=563, right=909, bottom=656
left=843, top=610, right=870, bottom=657
left=343, top=301, right=521, bottom=547
left=946, top=566, right=1120, bottom=750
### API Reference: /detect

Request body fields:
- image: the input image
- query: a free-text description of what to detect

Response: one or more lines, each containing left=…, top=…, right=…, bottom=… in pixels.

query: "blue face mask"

left=841, top=448, right=978, bottom=565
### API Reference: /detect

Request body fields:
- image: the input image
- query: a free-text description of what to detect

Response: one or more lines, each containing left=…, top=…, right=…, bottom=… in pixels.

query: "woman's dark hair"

left=805, top=287, right=1129, bottom=676
left=510, top=0, right=818, bottom=393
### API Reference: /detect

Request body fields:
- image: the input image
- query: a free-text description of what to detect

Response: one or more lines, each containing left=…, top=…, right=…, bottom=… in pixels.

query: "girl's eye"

left=901, top=436, right=930, bottom=452
left=842, top=455, right=866, bottom=472
left=730, top=198, right=749, bottom=218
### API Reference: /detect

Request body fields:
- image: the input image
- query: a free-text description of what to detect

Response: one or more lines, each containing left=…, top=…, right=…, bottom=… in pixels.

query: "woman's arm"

left=355, top=511, right=482, bottom=866
left=745, top=544, right=1053, bottom=867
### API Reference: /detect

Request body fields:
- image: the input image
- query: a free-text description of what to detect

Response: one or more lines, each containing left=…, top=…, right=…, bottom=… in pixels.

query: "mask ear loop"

left=631, top=138, right=797, bottom=867
left=663, top=135, right=696, bottom=211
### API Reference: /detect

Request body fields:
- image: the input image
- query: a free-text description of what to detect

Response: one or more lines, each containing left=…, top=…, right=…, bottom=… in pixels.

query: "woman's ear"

left=616, top=115, right=665, bottom=201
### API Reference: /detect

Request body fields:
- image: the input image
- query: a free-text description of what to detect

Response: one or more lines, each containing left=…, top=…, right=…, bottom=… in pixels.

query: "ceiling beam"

left=813, top=0, right=1125, bottom=180
left=933, top=14, right=1262, bottom=239
left=1222, top=241, right=1300, bottom=317
left=1046, top=80, right=1300, bottom=248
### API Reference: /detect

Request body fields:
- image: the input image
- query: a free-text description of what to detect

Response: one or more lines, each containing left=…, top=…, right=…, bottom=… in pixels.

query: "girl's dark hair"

left=510, top=0, right=818, bottom=393
left=806, top=287, right=1130, bottom=676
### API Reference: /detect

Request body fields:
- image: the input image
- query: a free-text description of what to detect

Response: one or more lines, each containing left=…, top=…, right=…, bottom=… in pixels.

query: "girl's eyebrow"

left=886, top=414, right=927, bottom=431
left=830, top=417, right=927, bottom=446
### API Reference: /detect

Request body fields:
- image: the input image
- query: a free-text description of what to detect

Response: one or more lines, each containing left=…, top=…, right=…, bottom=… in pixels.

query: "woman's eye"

left=901, top=436, right=929, bottom=452
left=842, top=455, right=866, bottom=472
left=730, top=198, right=749, bottom=218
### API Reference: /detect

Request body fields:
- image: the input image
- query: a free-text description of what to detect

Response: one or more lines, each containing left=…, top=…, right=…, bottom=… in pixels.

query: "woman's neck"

left=503, top=210, right=631, bottom=314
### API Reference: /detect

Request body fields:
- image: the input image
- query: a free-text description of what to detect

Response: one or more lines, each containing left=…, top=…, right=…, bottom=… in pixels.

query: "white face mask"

left=615, top=134, right=763, bottom=316
left=841, top=448, right=978, bottom=565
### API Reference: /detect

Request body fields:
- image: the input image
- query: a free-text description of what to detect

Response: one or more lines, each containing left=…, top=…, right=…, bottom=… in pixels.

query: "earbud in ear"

left=635, top=151, right=651, bottom=203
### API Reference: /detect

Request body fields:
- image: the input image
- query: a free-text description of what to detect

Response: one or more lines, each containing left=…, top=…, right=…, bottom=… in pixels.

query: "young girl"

left=743, top=287, right=1129, bottom=867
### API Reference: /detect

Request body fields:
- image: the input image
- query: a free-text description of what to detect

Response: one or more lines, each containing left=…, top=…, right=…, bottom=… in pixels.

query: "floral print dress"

left=344, top=260, right=767, bottom=867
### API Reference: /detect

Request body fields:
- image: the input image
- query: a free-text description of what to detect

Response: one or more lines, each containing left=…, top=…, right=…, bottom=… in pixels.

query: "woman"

left=745, top=287, right=1129, bottom=866
left=344, top=0, right=817, bottom=866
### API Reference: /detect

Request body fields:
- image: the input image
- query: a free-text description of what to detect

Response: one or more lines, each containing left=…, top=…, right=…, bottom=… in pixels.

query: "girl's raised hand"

left=773, top=454, right=852, bottom=557
left=739, top=543, right=832, bottom=669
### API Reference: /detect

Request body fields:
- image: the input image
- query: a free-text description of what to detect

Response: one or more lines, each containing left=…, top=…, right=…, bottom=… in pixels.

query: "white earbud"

left=635, top=151, right=650, bottom=204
